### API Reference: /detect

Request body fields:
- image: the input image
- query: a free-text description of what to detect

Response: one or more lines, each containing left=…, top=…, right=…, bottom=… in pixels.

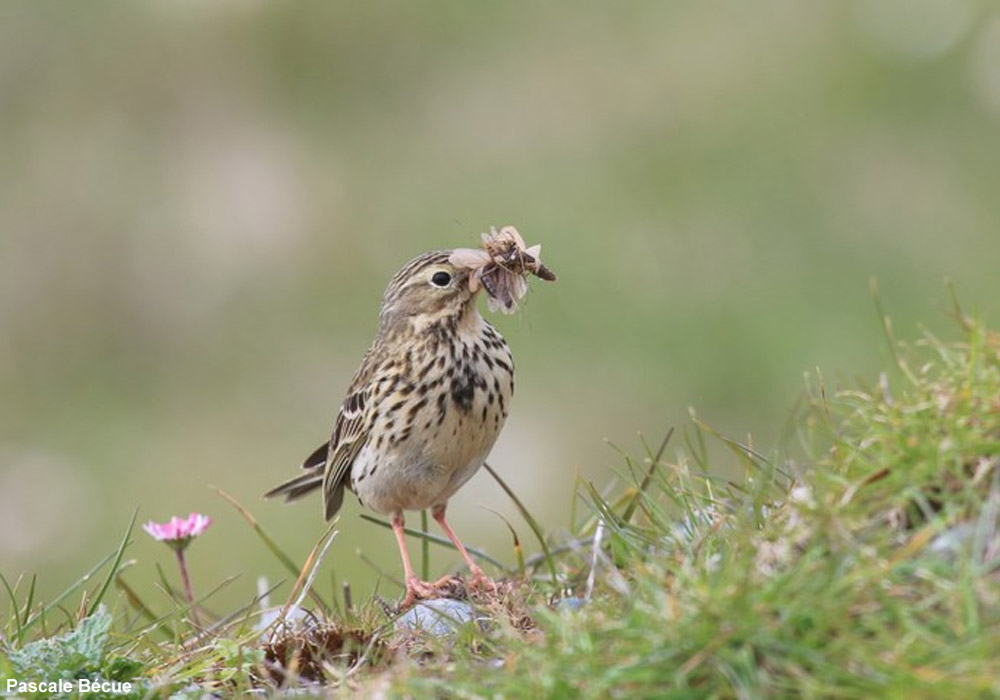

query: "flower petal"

left=143, top=512, right=212, bottom=544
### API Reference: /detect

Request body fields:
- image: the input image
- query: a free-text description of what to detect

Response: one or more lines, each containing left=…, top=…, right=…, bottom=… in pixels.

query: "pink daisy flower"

left=143, top=512, right=212, bottom=551
left=144, top=512, right=212, bottom=626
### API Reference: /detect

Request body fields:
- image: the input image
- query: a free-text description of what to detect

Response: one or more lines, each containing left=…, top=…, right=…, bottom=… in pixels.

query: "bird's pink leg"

left=431, top=504, right=496, bottom=592
left=391, top=511, right=435, bottom=609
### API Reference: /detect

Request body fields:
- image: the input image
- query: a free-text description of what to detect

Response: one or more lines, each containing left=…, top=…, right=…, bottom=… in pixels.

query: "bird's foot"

left=429, top=572, right=462, bottom=589
left=431, top=566, right=496, bottom=595
left=466, top=566, right=498, bottom=594
left=398, top=578, right=438, bottom=611
left=398, top=568, right=499, bottom=610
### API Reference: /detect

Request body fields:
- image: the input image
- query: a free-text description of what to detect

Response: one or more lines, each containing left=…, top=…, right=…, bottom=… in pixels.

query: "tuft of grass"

left=3, top=302, right=999, bottom=698
left=360, top=305, right=1000, bottom=698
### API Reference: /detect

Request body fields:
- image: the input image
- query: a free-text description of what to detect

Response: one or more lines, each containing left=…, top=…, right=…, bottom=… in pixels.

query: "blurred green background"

left=3, top=2, right=1000, bottom=612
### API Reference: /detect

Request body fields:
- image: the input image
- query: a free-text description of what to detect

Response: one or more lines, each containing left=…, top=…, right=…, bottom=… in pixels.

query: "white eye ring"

left=430, top=271, right=453, bottom=288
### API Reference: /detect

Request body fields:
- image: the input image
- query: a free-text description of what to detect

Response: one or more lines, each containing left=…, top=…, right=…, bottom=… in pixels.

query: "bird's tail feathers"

left=263, top=471, right=324, bottom=502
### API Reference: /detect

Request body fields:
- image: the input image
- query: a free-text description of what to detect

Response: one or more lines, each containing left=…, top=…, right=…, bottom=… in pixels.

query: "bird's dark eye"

left=430, top=271, right=452, bottom=287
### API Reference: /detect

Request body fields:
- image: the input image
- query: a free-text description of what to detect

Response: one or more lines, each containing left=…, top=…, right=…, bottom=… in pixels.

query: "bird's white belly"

left=351, top=399, right=503, bottom=514
left=351, top=447, right=485, bottom=515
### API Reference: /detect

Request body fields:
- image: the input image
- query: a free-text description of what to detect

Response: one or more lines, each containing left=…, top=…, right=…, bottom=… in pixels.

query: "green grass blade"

left=483, top=462, right=557, bottom=584
left=871, top=277, right=917, bottom=384
left=211, top=578, right=285, bottom=636
left=481, top=505, right=525, bottom=578
left=213, top=486, right=331, bottom=613
left=155, top=561, right=181, bottom=603
left=213, top=487, right=300, bottom=577
left=621, top=428, right=673, bottom=524
left=22, top=574, right=36, bottom=635
left=1, top=572, right=23, bottom=644
left=115, top=575, right=160, bottom=625
left=569, top=471, right=583, bottom=532
left=280, top=524, right=337, bottom=623
left=21, top=551, right=117, bottom=634
left=114, top=575, right=175, bottom=642
left=88, top=507, right=138, bottom=616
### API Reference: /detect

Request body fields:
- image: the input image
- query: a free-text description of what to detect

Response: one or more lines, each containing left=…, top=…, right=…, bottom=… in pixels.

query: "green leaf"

left=104, top=656, right=144, bottom=682
left=8, top=606, right=111, bottom=680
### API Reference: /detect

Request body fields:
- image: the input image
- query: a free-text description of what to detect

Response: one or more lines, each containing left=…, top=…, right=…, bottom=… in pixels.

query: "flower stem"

left=175, top=547, right=201, bottom=626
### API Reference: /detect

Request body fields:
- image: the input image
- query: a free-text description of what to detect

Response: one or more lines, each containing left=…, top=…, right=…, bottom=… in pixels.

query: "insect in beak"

left=449, top=226, right=555, bottom=313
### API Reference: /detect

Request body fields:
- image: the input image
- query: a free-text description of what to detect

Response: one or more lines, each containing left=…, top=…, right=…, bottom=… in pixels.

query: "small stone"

left=555, top=596, right=587, bottom=612
left=928, top=522, right=978, bottom=559
left=395, top=598, right=478, bottom=637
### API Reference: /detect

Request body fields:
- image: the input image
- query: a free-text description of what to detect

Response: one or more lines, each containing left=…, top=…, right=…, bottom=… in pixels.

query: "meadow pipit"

left=265, top=236, right=553, bottom=609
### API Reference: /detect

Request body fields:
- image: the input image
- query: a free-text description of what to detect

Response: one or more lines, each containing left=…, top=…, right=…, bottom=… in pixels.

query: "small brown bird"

left=265, top=242, right=548, bottom=608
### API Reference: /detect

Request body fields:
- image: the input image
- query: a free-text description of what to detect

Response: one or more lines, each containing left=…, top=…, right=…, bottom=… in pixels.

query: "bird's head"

left=378, top=251, right=477, bottom=332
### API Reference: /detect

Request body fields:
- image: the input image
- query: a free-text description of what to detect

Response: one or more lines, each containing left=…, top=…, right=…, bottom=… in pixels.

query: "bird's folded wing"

left=323, top=381, right=370, bottom=518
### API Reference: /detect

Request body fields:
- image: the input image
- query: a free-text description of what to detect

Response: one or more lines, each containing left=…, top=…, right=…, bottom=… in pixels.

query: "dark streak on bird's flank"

left=450, top=372, right=476, bottom=411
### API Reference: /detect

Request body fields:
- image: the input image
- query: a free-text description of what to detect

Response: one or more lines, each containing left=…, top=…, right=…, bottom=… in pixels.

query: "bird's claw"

left=467, top=566, right=497, bottom=594
left=398, top=569, right=498, bottom=610
left=398, top=578, right=438, bottom=610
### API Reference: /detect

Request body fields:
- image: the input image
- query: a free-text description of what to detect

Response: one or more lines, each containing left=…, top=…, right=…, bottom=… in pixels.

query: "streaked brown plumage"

left=265, top=250, right=514, bottom=608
